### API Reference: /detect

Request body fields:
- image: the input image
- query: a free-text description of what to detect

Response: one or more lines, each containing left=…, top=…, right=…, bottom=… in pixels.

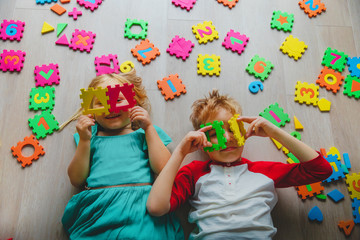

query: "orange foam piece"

left=338, top=220, right=355, bottom=236
left=60, top=0, right=71, bottom=3
left=51, top=3, right=66, bottom=15
left=131, top=39, right=160, bottom=65
left=11, top=135, right=45, bottom=167
left=296, top=182, right=324, bottom=199
left=157, top=74, right=186, bottom=100
left=320, top=148, right=327, bottom=157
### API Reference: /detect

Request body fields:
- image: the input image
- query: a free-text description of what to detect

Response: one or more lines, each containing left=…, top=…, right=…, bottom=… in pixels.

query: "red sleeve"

left=169, top=160, right=211, bottom=212
left=245, top=153, right=333, bottom=188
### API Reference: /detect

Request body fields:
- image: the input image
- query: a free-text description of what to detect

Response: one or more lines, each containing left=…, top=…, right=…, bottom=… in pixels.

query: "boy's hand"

left=238, top=116, right=278, bottom=139
left=177, top=126, right=213, bottom=156
left=129, top=106, right=152, bottom=131
left=76, top=114, right=95, bottom=141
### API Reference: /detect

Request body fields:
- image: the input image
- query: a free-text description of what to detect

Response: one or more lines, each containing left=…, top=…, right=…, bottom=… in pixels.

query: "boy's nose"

left=224, top=131, right=233, bottom=141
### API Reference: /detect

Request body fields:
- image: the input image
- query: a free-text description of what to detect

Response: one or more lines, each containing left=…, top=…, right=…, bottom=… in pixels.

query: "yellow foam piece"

left=197, top=54, right=221, bottom=76
left=228, top=114, right=246, bottom=147
left=293, top=116, right=303, bottom=130
left=327, top=147, right=341, bottom=160
left=271, top=137, right=282, bottom=150
left=318, top=98, right=331, bottom=112
left=282, top=146, right=289, bottom=155
left=41, top=22, right=55, bottom=34
left=80, top=87, right=110, bottom=116
left=279, top=35, right=308, bottom=61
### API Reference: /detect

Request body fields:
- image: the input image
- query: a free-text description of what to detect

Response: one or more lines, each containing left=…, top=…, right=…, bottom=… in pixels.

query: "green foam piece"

left=57, top=23, right=68, bottom=37
left=270, top=10, right=294, bottom=32
left=259, top=102, right=290, bottom=128
left=200, top=120, right=227, bottom=152
left=321, top=47, right=348, bottom=72
left=316, top=194, right=327, bottom=200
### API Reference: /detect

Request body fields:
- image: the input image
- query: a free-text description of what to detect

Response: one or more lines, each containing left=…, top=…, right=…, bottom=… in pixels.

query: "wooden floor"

left=1, top=0, right=359, bottom=239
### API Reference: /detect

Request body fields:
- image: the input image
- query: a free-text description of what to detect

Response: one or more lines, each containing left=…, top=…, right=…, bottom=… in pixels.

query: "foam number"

left=94, top=54, right=120, bottom=76
left=305, top=0, right=319, bottom=11
left=131, top=39, right=160, bottom=65
left=197, top=54, right=221, bottom=76
left=80, top=87, right=110, bottom=115
left=34, top=93, right=49, bottom=104
left=197, top=26, right=212, bottom=38
left=11, top=135, right=45, bottom=167
left=222, top=30, right=249, bottom=55
left=0, top=20, right=25, bottom=41
left=157, top=74, right=186, bottom=100
left=316, top=67, right=344, bottom=93
left=138, top=47, right=152, bottom=58
left=4, top=55, right=19, bottom=64
left=28, top=110, right=59, bottom=139
left=120, top=60, right=134, bottom=73
left=259, top=102, right=290, bottom=128
left=246, top=55, right=274, bottom=81
left=300, top=87, right=315, bottom=98
left=321, top=47, right=348, bottom=72
left=254, top=61, right=266, bottom=73
left=106, top=83, right=137, bottom=113
left=192, top=21, right=219, bottom=44
left=203, top=58, right=214, bottom=70
left=6, top=23, right=18, bottom=36
left=248, top=81, right=264, bottom=94
left=29, top=86, right=55, bottom=111
left=294, top=81, right=319, bottom=106
left=346, top=173, right=360, bottom=200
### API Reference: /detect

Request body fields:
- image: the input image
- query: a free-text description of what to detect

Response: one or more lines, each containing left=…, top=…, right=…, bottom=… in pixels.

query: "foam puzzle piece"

left=131, top=39, right=160, bottom=65
left=270, top=11, right=294, bottom=32
left=222, top=29, right=249, bottom=55
left=343, top=153, right=351, bottom=169
left=351, top=198, right=360, bottom=224
left=228, top=114, right=246, bottom=147
left=0, top=19, right=25, bottom=41
left=77, top=0, right=102, bottom=11
left=287, top=152, right=300, bottom=164
left=69, top=29, right=96, bottom=53
left=298, top=0, right=326, bottom=18
left=248, top=81, right=264, bottom=94
left=120, top=60, right=134, bottom=73
left=338, top=220, right=355, bottom=237
left=347, top=57, right=360, bottom=77
left=197, top=54, right=221, bottom=76
left=60, top=0, right=70, bottom=3
left=217, top=0, right=239, bottom=9
left=246, top=55, right=274, bottom=81
left=317, top=98, right=331, bottom=112
left=280, top=35, right=307, bottom=61
left=68, top=7, right=82, bottom=20
left=321, top=47, right=348, bottom=72
left=55, top=34, right=69, bottom=46
left=167, top=35, right=194, bottom=60
left=106, top=83, right=136, bottom=113
left=157, top=74, right=186, bottom=100
left=171, top=0, right=197, bottom=11
left=51, top=3, right=66, bottom=15
left=94, top=54, right=120, bottom=76
left=80, top=87, right=110, bottom=115
left=327, top=189, right=344, bottom=203
left=315, top=194, right=327, bottom=200
left=323, top=154, right=345, bottom=183
left=28, top=110, right=59, bottom=139
left=327, top=147, right=341, bottom=160
left=57, top=23, right=67, bottom=37
left=343, top=75, right=360, bottom=99
left=290, top=131, right=301, bottom=140
left=36, top=0, right=57, bottom=4
left=124, top=19, right=148, bottom=40
left=11, top=135, right=45, bottom=167
left=34, top=63, right=60, bottom=87
left=293, top=116, right=303, bottom=130
left=316, top=67, right=344, bottom=93
left=294, top=81, right=319, bottom=106
left=29, top=86, right=55, bottom=111
left=345, top=173, right=360, bottom=200
left=201, top=120, right=227, bottom=152
left=0, top=50, right=26, bottom=72
left=192, top=21, right=219, bottom=44
left=259, top=102, right=290, bottom=128
left=271, top=137, right=282, bottom=150
left=308, top=206, right=323, bottom=222
left=41, top=22, right=54, bottom=34
left=296, top=182, right=324, bottom=200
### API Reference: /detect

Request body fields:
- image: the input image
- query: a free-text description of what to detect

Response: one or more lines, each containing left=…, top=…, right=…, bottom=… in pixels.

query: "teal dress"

left=62, top=124, right=184, bottom=240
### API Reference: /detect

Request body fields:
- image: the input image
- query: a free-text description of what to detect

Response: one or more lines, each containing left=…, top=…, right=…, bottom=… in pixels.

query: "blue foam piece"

left=327, top=189, right=344, bottom=203
left=343, top=153, right=351, bottom=169
left=308, top=206, right=323, bottom=222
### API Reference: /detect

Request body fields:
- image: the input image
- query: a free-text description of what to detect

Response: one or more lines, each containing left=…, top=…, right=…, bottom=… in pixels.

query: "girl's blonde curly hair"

left=59, top=69, right=149, bottom=130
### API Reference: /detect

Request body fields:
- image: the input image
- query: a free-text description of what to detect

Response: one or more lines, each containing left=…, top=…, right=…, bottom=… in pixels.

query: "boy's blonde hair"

left=190, top=89, right=242, bottom=130
left=59, top=69, right=149, bottom=130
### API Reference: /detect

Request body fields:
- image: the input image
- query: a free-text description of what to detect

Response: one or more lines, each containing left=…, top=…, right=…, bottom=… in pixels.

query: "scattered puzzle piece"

left=80, top=86, right=110, bottom=115
left=124, top=19, right=148, bottom=40
left=317, top=98, right=331, bottom=112
left=222, top=29, right=249, bottom=55
left=77, top=0, right=102, bottom=11
left=29, top=86, right=55, bottom=111
left=346, top=173, right=360, bottom=200
left=192, top=21, right=219, bottom=44
left=327, top=189, right=344, bottom=203
left=351, top=198, right=360, bottom=224
left=271, top=137, right=282, bottom=150
left=217, top=0, right=239, bottom=9
left=171, top=0, right=197, bottom=11
left=0, top=19, right=25, bottom=41
left=11, top=135, right=45, bottom=167
left=321, top=47, right=348, bottom=72
left=55, top=34, right=69, bottom=46
left=296, top=182, right=324, bottom=200
left=94, top=54, right=120, bottom=76
left=50, top=3, right=66, bottom=15
left=347, top=57, right=360, bottom=77
left=228, top=114, right=246, bottom=147
left=323, top=154, right=345, bottom=183
left=201, top=120, right=227, bottom=152
left=248, top=81, right=264, bottom=94
left=68, top=7, right=82, bottom=20
left=0, top=49, right=26, bottom=72
left=294, top=81, right=319, bottom=106
left=316, top=67, right=344, bottom=93
left=167, top=35, right=194, bottom=60
left=308, top=206, right=323, bottom=222
left=246, top=55, right=274, bottom=81
left=60, top=0, right=70, bottom=3
left=338, top=220, right=355, bottom=237
left=69, top=29, right=96, bottom=53
left=28, top=110, right=59, bottom=139
left=157, top=74, right=186, bottom=100
left=197, top=54, right=221, bottom=76
left=41, top=21, right=54, bottom=34
left=270, top=11, right=294, bottom=32
left=298, top=0, right=326, bottom=18
left=280, top=35, right=307, bottom=61
left=343, top=153, right=351, bottom=169
left=36, top=0, right=57, bottom=4
left=57, top=23, right=67, bottom=37
left=119, top=60, right=134, bottom=73
left=327, top=147, right=340, bottom=160
left=34, top=63, right=60, bottom=87
left=259, top=102, right=290, bottom=128
left=106, top=83, right=136, bottom=113
left=293, top=116, right=303, bottom=130
left=315, top=194, right=327, bottom=200
left=131, top=39, right=160, bottom=65
left=343, top=75, right=360, bottom=99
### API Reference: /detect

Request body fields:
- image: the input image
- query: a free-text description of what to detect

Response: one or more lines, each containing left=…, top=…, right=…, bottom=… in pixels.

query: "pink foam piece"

left=0, top=49, right=26, bottom=72
left=77, top=0, right=102, bottom=11
left=172, top=0, right=197, bottom=11
left=222, top=29, right=249, bottom=55
left=0, top=19, right=25, bottom=41
left=69, top=29, right=96, bottom=53
left=106, top=83, right=136, bottom=113
left=34, top=63, right=60, bottom=87
left=55, top=34, right=69, bottom=46
left=94, top=54, right=120, bottom=76
left=166, top=35, right=194, bottom=61
left=68, top=7, right=82, bottom=20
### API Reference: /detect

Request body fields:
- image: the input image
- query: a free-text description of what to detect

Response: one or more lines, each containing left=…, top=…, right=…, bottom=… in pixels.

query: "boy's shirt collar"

left=210, top=158, right=244, bottom=167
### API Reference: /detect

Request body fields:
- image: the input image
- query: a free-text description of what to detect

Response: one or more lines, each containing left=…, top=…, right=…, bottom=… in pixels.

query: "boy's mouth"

left=221, top=146, right=238, bottom=152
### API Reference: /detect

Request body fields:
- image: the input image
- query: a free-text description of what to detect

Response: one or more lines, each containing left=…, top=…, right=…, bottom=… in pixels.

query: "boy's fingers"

left=237, top=116, right=257, bottom=123
left=198, top=125, right=212, bottom=132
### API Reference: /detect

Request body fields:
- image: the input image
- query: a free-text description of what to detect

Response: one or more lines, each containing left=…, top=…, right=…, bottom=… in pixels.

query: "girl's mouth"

left=105, top=113, right=121, bottom=119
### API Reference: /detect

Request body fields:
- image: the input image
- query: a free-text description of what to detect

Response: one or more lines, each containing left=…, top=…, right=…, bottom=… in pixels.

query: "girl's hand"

left=129, top=106, right=152, bottom=131
left=238, top=116, right=278, bottom=139
left=177, top=126, right=213, bottom=156
left=76, top=114, right=95, bottom=141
